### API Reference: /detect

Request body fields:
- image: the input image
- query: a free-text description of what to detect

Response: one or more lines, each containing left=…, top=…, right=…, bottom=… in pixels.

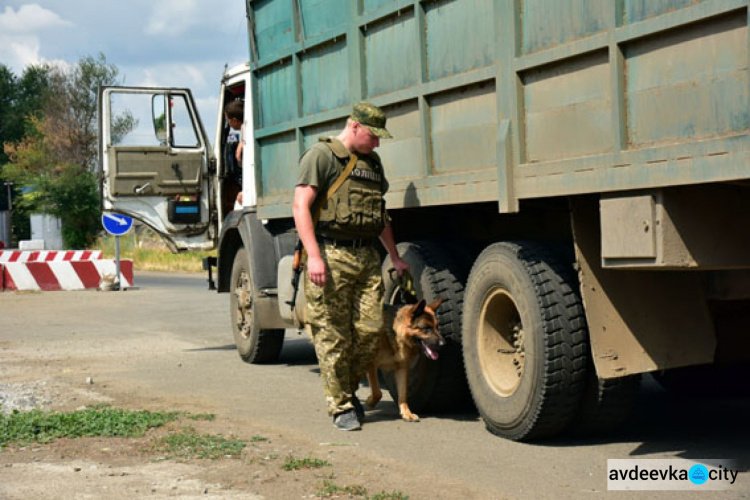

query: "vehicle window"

left=170, top=95, right=199, bottom=148
left=109, top=93, right=158, bottom=147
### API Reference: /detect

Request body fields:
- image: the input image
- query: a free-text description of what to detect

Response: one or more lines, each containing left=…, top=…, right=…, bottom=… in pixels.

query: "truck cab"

left=99, top=62, right=298, bottom=366
left=98, top=63, right=254, bottom=253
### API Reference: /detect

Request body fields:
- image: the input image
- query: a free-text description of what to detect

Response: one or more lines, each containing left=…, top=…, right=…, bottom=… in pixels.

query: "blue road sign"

left=102, top=213, right=133, bottom=236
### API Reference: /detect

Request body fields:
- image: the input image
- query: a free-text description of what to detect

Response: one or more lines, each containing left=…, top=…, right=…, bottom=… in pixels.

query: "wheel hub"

left=234, top=271, right=253, bottom=339
left=477, top=287, right=525, bottom=397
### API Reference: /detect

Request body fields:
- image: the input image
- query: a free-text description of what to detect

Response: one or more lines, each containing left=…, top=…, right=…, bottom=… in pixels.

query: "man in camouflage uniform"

left=293, top=102, right=410, bottom=431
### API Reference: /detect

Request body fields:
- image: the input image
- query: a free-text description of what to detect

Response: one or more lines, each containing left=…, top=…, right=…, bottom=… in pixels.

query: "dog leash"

left=389, top=268, right=418, bottom=305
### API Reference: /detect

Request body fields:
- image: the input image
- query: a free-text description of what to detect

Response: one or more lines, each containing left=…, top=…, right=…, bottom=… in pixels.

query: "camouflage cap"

left=350, top=102, right=392, bottom=139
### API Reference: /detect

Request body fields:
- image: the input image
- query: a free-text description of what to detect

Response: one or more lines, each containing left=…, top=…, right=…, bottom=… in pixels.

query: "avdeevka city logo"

left=690, top=464, right=709, bottom=485
left=607, top=459, right=739, bottom=490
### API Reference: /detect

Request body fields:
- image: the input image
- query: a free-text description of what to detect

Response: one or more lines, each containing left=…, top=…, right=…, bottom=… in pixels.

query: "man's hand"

left=379, top=225, right=410, bottom=277
left=307, top=255, right=327, bottom=287
left=390, top=255, right=410, bottom=277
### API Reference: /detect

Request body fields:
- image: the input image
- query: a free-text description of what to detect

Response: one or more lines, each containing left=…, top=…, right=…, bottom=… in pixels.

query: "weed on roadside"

left=283, top=455, right=331, bottom=471
left=316, top=479, right=368, bottom=498
left=184, top=412, right=215, bottom=421
left=150, top=426, right=246, bottom=460
left=98, top=231, right=211, bottom=272
left=314, top=479, right=409, bottom=500
left=0, top=408, right=180, bottom=448
left=369, top=491, right=409, bottom=500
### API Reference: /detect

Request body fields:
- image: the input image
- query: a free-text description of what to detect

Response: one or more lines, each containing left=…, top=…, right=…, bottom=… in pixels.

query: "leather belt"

left=318, top=237, right=375, bottom=248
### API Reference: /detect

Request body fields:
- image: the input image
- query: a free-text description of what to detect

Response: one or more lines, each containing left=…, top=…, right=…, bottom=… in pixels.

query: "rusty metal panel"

left=256, top=60, right=296, bottom=128
left=248, top=0, right=750, bottom=217
left=375, top=100, right=425, bottom=182
left=363, top=10, right=420, bottom=97
left=520, top=0, right=608, bottom=54
left=298, top=0, right=348, bottom=39
left=572, top=197, right=716, bottom=378
left=624, top=0, right=705, bottom=24
left=363, top=0, right=397, bottom=12
left=600, top=195, right=656, bottom=259
left=424, top=0, right=494, bottom=81
left=601, top=185, right=750, bottom=269
left=515, top=144, right=750, bottom=199
left=429, top=82, right=497, bottom=174
left=523, top=50, right=612, bottom=162
left=302, top=119, right=346, bottom=151
left=300, top=39, right=349, bottom=115
left=625, top=12, right=748, bottom=148
left=385, top=171, right=499, bottom=210
left=253, top=0, right=295, bottom=61
left=259, top=132, right=298, bottom=196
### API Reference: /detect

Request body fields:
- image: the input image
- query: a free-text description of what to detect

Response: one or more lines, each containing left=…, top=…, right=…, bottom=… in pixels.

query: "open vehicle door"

left=98, top=86, right=216, bottom=252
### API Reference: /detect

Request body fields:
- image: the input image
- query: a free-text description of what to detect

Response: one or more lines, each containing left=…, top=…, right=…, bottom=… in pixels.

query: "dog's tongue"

left=420, top=341, right=439, bottom=361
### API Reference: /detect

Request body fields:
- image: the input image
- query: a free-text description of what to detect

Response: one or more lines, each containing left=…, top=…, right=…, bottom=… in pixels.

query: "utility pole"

left=2, top=182, right=12, bottom=248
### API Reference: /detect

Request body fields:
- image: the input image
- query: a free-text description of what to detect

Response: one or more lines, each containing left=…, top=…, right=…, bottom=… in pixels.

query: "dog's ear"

left=411, top=299, right=426, bottom=321
left=427, top=298, right=444, bottom=312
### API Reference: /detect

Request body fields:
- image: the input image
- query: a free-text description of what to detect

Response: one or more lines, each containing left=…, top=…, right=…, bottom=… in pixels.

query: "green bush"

left=97, top=228, right=212, bottom=272
left=0, top=408, right=180, bottom=447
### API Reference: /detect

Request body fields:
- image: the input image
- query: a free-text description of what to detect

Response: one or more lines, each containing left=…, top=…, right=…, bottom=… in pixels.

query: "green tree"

left=0, top=64, right=51, bottom=244
left=2, top=54, right=133, bottom=248
left=40, top=165, right=101, bottom=248
left=0, top=64, right=51, bottom=165
left=42, top=53, right=133, bottom=171
left=0, top=66, right=16, bottom=156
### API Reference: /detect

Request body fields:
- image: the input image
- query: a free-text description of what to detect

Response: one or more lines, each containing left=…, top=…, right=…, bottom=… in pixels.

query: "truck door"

left=98, top=86, right=216, bottom=252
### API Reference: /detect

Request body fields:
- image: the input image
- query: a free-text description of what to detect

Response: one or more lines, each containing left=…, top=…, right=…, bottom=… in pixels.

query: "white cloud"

left=4, top=36, right=40, bottom=66
left=0, top=0, right=246, bottom=140
left=0, top=4, right=72, bottom=33
left=145, top=0, right=200, bottom=36
left=136, top=63, right=209, bottom=90
left=0, top=4, right=73, bottom=73
left=0, top=35, right=72, bottom=75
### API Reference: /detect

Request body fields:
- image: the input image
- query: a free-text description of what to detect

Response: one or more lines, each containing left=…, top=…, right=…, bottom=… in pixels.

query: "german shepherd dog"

left=365, top=298, right=445, bottom=421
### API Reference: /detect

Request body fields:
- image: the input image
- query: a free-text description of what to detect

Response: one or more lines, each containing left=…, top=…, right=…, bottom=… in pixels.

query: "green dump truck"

left=99, top=0, right=750, bottom=441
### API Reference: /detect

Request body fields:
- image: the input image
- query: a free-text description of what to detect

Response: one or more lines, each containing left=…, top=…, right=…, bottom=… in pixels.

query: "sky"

left=0, top=0, right=248, bottom=140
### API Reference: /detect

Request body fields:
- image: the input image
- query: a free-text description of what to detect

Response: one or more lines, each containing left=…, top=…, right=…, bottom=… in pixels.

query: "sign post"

left=101, top=213, right=134, bottom=290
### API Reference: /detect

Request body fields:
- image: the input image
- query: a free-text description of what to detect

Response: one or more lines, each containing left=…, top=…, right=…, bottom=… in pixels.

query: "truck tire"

left=381, top=241, right=473, bottom=413
left=570, top=372, right=641, bottom=435
left=462, top=241, right=588, bottom=441
left=230, top=250, right=284, bottom=364
left=555, top=245, right=640, bottom=437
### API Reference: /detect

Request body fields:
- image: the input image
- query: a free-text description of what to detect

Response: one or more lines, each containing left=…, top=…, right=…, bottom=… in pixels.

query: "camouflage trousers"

left=304, top=243, right=384, bottom=416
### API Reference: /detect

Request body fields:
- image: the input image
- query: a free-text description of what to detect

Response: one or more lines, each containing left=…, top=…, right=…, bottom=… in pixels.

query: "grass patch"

left=97, top=228, right=211, bottom=273
left=150, top=426, right=246, bottom=460
left=184, top=413, right=215, bottom=421
left=283, top=455, right=331, bottom=471
left=0, top=408, right=180, bottom=447
left=316, top=479, right=368, bottom=498
left=370, top=491, right=409, bottom=500
left=315, top=480, right=409, bottom=500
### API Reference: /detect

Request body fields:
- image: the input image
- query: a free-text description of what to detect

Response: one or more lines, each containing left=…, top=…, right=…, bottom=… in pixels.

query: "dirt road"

left=1, top=272, right=748, bottom=499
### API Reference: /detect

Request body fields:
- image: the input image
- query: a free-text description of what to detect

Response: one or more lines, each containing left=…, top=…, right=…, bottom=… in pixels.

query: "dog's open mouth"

left=418, top=340, right=440, bottom=361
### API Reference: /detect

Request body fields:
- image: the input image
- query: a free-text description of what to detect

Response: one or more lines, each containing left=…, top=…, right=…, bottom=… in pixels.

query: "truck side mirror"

left=152, top=95, right=167, bottom=145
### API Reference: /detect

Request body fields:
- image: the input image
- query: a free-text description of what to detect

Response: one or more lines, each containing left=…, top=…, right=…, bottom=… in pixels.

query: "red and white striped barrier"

left=1, top=260, right=133, bottom=291
left=0, top=250, right=102, bottom=263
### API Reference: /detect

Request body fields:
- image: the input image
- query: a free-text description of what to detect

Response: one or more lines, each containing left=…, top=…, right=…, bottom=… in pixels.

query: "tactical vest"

left=315, top=138, right=387, bottom=239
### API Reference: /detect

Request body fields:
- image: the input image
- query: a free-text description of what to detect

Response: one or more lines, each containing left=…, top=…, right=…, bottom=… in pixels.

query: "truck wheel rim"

left=235, top=270, right=253, bottom=339
left=478, top=287, right=525, bottom=397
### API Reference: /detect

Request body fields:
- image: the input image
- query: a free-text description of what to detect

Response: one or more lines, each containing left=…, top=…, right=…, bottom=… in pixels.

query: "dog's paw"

left=366, top=393, right=381, bottom=408
left=399, top=406, right=420, bottom=422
